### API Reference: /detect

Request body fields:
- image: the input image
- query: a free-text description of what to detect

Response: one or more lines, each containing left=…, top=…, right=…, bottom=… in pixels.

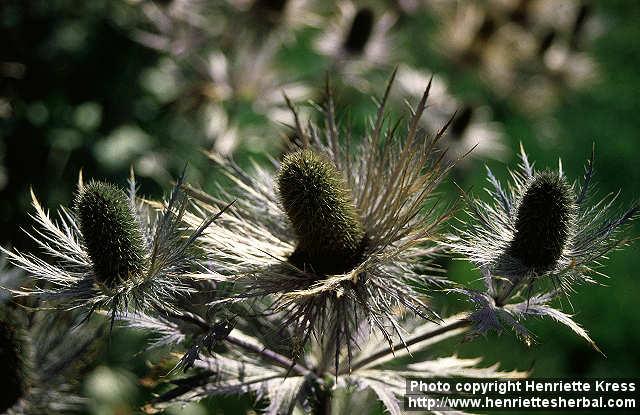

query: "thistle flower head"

left=448, top=144, right=639, bottom=348
left=75, top=181, right=148, bottom=288
left=2, top=172, right=227, bottom=321
left=277, top=149, right=366, bottom=274
left=508, top=171, right=576, bottom=273
left=185, top=72, right=455, bottom=368
left=450, top=105, right=473, bottom=138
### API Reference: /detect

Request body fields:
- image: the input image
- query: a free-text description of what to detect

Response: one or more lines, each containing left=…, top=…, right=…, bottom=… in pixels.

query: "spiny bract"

left=278, top=149, right=366, bottom=275
left=508, top=171, right=576, bottom=273
left=76, top=181, right=148, bottom=287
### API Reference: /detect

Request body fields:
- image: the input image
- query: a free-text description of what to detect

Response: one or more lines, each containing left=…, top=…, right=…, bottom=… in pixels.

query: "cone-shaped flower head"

left=449, top=146, right=638, bottom=348
left=0, top=318, right=27, bottom=412
left=2, top=171, right=224, bottom=318
left=278, top=149, right=366, bottom=274
left=344, top=7, right=375, bottom=54
left=508, top=171, right=575, bottom=272
left=186, top=73, right=454, bottom=367
left=75, top=181, right=147, bottom=287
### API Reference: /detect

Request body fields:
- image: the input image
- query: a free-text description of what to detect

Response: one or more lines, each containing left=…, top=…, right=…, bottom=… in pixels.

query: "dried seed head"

left=76, top=181, right=147, bottom=287
left=0, top=319, right=27, bottom=412
left=277, top=150, right=366, bottom=275
left=344, top=7, right=375, bottom=54
left=508, top=172, right=576, bottom=272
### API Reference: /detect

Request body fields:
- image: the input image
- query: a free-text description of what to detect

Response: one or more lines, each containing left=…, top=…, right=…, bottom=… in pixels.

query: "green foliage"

left=508, top=172, right=576, bottom=272
left=278, top=149, right=366, bottom=275
left=76, top=181, right=147, bottom=287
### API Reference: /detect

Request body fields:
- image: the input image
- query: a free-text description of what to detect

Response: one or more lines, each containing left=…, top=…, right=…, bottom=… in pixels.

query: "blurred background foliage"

left=1, top=0, right=638, bottom=413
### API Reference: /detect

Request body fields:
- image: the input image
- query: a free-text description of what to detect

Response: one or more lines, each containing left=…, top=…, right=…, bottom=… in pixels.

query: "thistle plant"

left=0, top=315, right=27, bottom=413
left=430, top=0, right=600, bottom=113
left=395, top=65, right=508, bottom=166
left=448, top=145, right=639, bottom=347
left=141, top=312, right=524, bottom=414
left=0, top=69, right=637, bottom=414
left=1, top=172, right=227, bottom=320
left=182, top=72, right=455, bottom=368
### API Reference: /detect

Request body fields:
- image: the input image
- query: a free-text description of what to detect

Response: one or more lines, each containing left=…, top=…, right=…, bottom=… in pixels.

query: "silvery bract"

left=448, top=145, right=638, bottom=348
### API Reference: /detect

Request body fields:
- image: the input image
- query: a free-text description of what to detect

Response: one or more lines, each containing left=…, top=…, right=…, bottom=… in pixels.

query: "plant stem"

left=152, top=304, right=315, bottom=378
left=225, top=333, right=315, bottom=378
left=348, top=318, right=471, bottom=372
left=494, top=276, right=522, bottom=307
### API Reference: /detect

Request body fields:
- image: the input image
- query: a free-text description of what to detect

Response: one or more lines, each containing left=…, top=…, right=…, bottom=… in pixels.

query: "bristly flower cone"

left=508, top=171, right=576, bottom=272
left=76, top=181, right=147, bottom=287
left=278, top=149, right=366, bottom=275
left=0, top=319, right=28, bottom=412
left=344, top=7, right=375, bottom=54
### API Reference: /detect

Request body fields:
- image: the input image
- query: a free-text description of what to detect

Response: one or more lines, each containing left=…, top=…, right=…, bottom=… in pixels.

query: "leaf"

left=513, top=301, right=603, bottom=355
left=264, top=376, right=305, bottom=415
left=359, top=378, right=402, bottom=415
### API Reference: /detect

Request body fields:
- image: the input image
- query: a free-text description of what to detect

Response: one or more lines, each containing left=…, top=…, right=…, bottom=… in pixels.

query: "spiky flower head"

left=2, top=172, right=227, bottom=320
left=184, top=72, right=455, bottom=367
left=507, top=171, right=576, bottom=273
left=278, top=149, right=366, bottom=274
left=449, top=145, right=638, bottom=348
left=76, top=181, right=148, bottom=288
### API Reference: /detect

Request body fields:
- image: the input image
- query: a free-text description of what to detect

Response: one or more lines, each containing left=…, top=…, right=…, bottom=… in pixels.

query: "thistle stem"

left=225, top=334, right=315, bottom=378
left=347, top=318, right=471, bottom=372
left=494, top=275, right=523, bottom=307
left=152, top=304, right=315, bottom=378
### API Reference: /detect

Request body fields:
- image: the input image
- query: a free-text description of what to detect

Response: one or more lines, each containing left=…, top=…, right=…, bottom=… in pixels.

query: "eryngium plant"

left=183, top=72, right=456, bottom=367
left=1, top=172, right=226, bottom=320
left=138, top=311, right=525, bottom=414
left=448, top=145, right=639, bottom=348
